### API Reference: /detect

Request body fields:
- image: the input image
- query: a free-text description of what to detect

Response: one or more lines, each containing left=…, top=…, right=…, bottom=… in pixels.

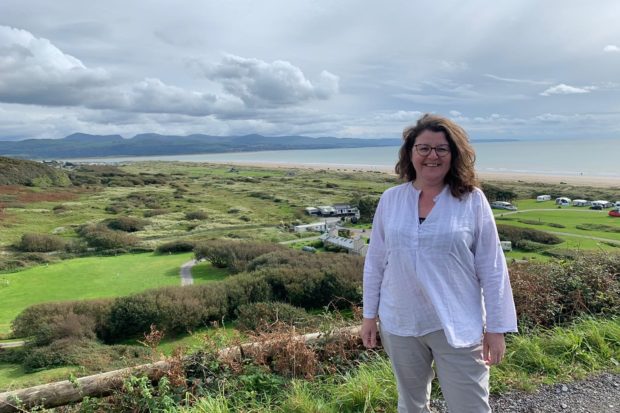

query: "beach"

left=192, top=159, right=620, bottom=188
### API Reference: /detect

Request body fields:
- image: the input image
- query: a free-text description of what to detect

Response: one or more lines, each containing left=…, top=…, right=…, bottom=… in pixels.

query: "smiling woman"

left=0, top=252, right=194, bottom=335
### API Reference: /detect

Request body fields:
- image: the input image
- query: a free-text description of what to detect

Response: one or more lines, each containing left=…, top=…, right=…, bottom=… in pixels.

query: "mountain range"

left=0, top=133, right=402, bottom=160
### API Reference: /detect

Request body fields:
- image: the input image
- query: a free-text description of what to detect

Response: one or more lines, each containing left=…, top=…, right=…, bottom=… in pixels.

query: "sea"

left=63, top=137, right=620, bottom=179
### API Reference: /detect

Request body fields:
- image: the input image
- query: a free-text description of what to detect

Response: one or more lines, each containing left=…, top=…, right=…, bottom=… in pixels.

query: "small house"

left=536, top=195, right=551, bottom=202
left=500, top=241, right=512, bottom=252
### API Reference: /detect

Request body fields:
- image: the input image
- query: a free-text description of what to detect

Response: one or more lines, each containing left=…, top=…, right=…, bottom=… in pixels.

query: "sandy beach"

left=198, top=159, right=620, bottom=188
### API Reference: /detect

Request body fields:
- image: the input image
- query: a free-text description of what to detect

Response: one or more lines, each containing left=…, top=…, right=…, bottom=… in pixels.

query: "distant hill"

left=0, top=133, right=403, bottom=160
left=0, top=157, right=71, bottom=186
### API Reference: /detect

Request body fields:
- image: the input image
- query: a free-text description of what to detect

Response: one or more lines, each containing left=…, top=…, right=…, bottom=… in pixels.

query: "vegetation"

left=0, top=157, right=70, bottom=187
left=0, top=160, right=619, bottom=409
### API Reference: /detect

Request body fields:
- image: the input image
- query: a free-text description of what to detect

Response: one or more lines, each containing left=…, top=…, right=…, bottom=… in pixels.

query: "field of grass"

left=0, top=363, right=80, bottom=392
left=0, top=252, right=196, bottom=334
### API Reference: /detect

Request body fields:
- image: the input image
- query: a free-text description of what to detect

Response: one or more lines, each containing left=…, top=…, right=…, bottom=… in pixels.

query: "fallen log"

left=0, top=325, right=362, bottom=412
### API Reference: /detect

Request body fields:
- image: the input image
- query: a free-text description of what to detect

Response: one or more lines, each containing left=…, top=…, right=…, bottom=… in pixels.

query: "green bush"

left=105, top=216, right=150, bottom=232
left=156, top=240, right=196, bottom=254
left=510, top=252, right=620, bottom=329
left=17, top=233, right=67, bottom=252
left=236, top=302, right=311, bottom=332
left=185, top=210, right=208, bottom=220
left=514, top=240, right=551, bottom=253
left=497, top=224, right=562, bottom=245
left=78, top=224, right=139, bottom=250
left=194, top=240, right=284, bottom=273
left=144, top=208, right=170, bottom=217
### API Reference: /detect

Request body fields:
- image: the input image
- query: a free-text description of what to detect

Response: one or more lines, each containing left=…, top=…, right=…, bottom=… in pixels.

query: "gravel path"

left=180, top=259, right=195, bottom=286
left=430, top=373, right=620, bottom=412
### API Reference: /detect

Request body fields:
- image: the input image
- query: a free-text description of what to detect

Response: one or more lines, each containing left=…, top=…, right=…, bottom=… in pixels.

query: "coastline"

left=194, top=159, right=620, bottom=188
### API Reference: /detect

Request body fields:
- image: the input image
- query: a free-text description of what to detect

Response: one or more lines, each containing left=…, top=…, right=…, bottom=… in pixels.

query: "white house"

left=536, top=195, right=551, bottom=202
left=500, top=241, right=512, bottom=252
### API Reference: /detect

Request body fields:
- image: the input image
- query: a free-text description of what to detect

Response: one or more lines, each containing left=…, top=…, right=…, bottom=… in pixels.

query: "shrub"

left=105, top=216, right=149, bottom=232
left=513, top=240, right=551, bottom=253
left=17, top=233, right=67, bottom=252
left=497, top=224, right=563, bottom=245
left=78, top=224, right=139, bottom=250
left=12, top=300, right=112, bottom=343
left=236, top=302, right=311, bottom=332
left=144, top=208, right=170, bottom=217
left=194, top=240, right=284, bottom=273
left=156, top=240, right=196, bottom=254
left=185, top=210, right=208, bottom=220
left=510, top=252, right=620, bottom=329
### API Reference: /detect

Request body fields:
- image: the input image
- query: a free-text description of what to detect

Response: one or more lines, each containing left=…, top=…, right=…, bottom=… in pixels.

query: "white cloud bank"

left=603, top=44, right=620, bottom=52
left=540, top=84, right=596, bottom=96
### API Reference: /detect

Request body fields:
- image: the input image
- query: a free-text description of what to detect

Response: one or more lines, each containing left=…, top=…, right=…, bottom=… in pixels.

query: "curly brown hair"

left=395, top=113, right=478, bottom=198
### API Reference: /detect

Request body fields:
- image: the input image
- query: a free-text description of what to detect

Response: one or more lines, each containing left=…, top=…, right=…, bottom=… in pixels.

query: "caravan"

left=555, top=197, right=571, bottom=207
left=536, top=195, right=551, bottom=202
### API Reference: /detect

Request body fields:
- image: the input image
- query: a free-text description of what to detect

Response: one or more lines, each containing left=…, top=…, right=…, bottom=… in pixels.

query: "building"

left=293, top=222, right=327, bottom=233
left=304, top=207, right=319, bottom=216
left=317, top=205, right=337, bottom=216
left=320, top=230, right=368, bottom=256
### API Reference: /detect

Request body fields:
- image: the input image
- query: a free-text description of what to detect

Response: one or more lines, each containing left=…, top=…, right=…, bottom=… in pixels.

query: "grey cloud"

left=204, top=54, right=339, bottom=106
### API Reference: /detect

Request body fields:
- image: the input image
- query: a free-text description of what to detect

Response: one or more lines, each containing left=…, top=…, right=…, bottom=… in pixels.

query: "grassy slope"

left=0, top=252, right=194, bottom=334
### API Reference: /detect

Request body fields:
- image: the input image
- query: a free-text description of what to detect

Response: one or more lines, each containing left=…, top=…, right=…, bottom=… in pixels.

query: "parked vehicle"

left=536, top=195, right=551, bottom=202
left=490, top=201, right=517, bottom=211
left=555, top=197, right=571, bottom=206
left=572, top=199, right=590, bottom=207
left=590, top=204, right=603, bottom=210
left=592, top=200, right=613, bottom=208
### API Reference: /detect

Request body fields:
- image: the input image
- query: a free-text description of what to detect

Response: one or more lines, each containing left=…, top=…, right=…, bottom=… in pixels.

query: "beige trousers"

left=380, top=327, right=491, bottom=413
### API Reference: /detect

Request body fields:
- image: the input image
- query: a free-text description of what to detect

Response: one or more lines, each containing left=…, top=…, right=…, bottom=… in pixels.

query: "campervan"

left=536, top=195, right=551, bottom=202
left=572, top=199, right=589, bottom=207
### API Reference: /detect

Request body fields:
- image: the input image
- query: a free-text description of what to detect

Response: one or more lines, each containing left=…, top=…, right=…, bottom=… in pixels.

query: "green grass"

left=0, top=363, right=80, bottom=392
left=177, top=318, right=620, bottom=412
left=0, top=252, right=194, bottom=334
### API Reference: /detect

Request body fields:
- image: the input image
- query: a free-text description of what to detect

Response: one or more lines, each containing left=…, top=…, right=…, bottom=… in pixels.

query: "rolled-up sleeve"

left=362, top=195, right=387, bottom=319
left=473, top=191, right=518, bottom=333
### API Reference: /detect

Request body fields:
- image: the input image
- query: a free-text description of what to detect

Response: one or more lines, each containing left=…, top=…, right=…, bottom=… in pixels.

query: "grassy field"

left=0, top=252, right=199, bottom=334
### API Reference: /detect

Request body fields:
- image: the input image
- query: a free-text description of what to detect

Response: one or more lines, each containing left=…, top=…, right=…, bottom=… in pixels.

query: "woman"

left=360, top=114, right=517, bottom=413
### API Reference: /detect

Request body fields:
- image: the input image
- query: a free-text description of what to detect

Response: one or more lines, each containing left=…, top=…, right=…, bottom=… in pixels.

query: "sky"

left=1, top=0, right=620, bottom=141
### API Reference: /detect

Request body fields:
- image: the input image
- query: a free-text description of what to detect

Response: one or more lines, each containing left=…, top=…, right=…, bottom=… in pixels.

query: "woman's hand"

left=360, top=317, right=378, bottom=348
left=482, top=332, right=506, bottom=365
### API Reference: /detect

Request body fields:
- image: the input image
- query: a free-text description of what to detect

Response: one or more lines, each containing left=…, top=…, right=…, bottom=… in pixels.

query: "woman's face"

left=410, top=129, right=452, bottom=185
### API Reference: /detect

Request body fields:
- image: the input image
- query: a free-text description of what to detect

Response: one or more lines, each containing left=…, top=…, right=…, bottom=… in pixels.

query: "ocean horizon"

left=63, top=137, right=620, bottom=179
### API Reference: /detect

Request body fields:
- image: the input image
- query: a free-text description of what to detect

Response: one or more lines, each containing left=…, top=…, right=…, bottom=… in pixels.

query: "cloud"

left=603, top=44, right=620, bottom=52
left=0, top=26, right=110, bottom=106
left=484, top=74, right=551, bottom=85
left=540, top=84, right=595, bottom=96
left=202, top=54, right=339, bottom=106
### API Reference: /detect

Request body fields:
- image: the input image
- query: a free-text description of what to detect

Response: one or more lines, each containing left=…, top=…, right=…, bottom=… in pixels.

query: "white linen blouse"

left=362, top=182, right=518, bottom=348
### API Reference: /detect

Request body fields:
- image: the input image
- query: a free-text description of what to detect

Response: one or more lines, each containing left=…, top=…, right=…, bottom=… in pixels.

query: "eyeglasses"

left=413, top=144, right=451, bottom=157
